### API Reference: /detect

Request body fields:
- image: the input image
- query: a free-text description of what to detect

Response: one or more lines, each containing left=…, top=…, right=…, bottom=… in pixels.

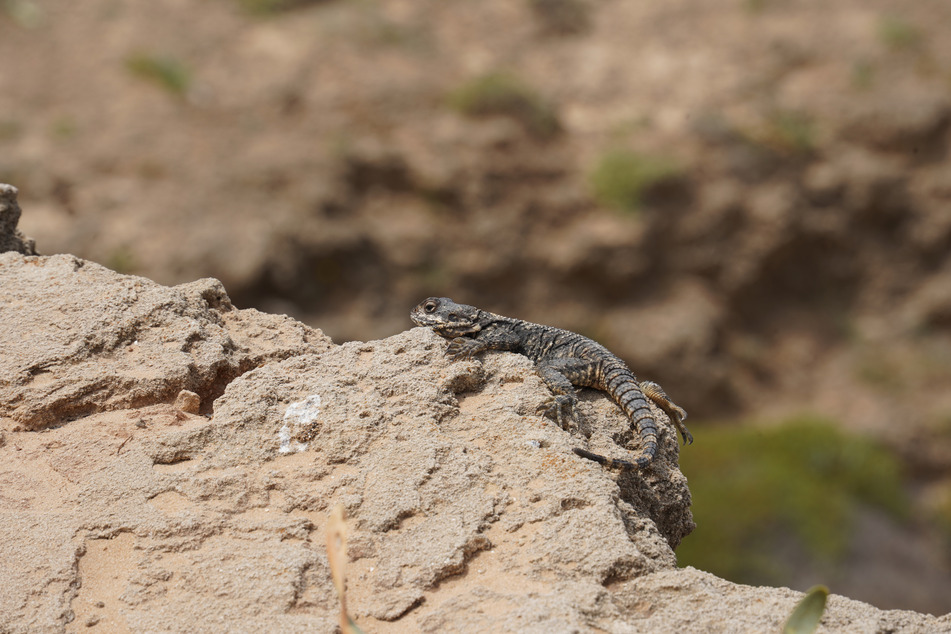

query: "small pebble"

left=174, top=390, right=201, bottom=414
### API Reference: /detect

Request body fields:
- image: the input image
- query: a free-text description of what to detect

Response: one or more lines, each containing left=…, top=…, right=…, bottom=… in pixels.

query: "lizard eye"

left=423, top=300, right=438, bottom=313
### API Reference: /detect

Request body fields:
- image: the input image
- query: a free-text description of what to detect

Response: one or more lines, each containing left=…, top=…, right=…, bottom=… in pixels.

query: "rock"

left=605, top=281, right=723, bottom=375
left=840, top=90, right=950, bottom=157
left=837, top=151, right=911, bottom=233
left=536, top=212, right=650, bottom=292
left=602, top=280, right=728, bottom=413
left=0, top=255, right=947, bottom=632
left=0, top=184, right=37, bottom=255
left=908, top=164, right=951, bottom=258
left=0, top=253, right=331, bottom=430
left=174, top=390, right=201, bottom=414
left=900, top=266, right=951, bottom=332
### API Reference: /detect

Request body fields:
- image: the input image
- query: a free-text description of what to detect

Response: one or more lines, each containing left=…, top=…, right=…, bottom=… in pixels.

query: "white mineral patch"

left=278, top=394, right=322, bottom=454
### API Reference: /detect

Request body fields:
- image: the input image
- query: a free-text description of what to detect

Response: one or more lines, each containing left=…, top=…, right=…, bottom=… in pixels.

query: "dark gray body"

left=411, top=297, right=691, bottom=470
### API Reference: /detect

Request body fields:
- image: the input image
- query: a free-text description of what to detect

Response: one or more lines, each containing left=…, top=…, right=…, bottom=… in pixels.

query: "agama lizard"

left=411, top=297, right=692, bottom=469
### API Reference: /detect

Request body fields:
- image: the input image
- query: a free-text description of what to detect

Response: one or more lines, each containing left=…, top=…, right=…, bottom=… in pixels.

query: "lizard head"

left=411, top=297, right=482, bottom=337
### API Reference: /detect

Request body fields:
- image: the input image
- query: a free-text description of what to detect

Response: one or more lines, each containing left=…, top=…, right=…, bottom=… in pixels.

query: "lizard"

left=410, top=297, right=692, bottom=470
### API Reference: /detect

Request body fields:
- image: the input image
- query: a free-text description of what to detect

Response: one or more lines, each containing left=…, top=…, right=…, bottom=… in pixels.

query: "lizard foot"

left=639, top=380, right=693, bottom=446
left=536, top=394, right=576, bottom=431
left=445, top=337, right=479, bottom=361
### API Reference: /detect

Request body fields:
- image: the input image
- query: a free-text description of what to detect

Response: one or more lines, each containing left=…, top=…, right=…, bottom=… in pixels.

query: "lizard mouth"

left=411, top=310, right=476, bottom=337
left=410, top=298, right=481, bottom=337
left=433, top=325, right=479, bottom=337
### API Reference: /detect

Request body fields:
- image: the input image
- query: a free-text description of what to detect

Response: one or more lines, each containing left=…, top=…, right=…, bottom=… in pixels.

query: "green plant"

left=850, top=60, right=876, bottom=90
left=852, top=346, right=905, bottom=392
left=50, top=116, right=77, bottom=141
left=931, top=482, right=951, bottom=543
left=125, top=53, right=191, bottom=96
left=741, top=0, right=769, bottom=14
left=448, top=72, right=561, bottom=139
left=0, top=119, right=22, bottom=142
left=784, top=586, right=828, bottom=634
left=106, top=246, right=138, bottom=274
left=3, top=0, right=43, bottom=28
left=761, top=110, right=815, bottom=154
left=677, top=416, right=909, bottom=586
left=528, top=0, right=591, bottom=36
left=877, top=15, right=922, bottom=51
left=588, top=149, right=680, bottom=213
left=236, top=0, right=323, bottom=15
left=361, top=17, right=432, bottom=52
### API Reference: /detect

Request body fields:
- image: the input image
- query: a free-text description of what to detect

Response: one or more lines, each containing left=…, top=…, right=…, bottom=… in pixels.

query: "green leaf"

left=784, top=585, right=829, bottom=634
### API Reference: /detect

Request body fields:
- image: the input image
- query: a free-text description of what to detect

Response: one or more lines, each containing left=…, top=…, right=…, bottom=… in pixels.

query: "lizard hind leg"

left=639, top=380, right=693, bottom=446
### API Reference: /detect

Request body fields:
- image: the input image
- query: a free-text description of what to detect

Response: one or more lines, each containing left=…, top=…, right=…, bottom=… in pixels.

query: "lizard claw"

left=445, top=337, right=475, bottom=361
left=536, top=395, right=576, bottom=430
left=675, top=418, right=693, bottom=446
left=666, top=403, right=692, bottom=445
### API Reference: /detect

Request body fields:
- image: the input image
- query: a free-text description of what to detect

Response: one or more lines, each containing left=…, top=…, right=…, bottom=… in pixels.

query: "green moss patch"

left=126, top=53, right=191, bottom=96
left=588, top=149, right=681, bottom=214
left=448, top=72, right=561, bottom=139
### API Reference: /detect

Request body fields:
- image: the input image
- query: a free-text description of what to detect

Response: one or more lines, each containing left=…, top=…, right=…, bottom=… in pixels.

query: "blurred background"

left=3, top=0, right=951, bottom=615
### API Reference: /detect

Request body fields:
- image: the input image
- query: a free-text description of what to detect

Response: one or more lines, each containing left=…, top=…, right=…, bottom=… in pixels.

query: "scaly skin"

left=411, top=297, right=692, bottom=470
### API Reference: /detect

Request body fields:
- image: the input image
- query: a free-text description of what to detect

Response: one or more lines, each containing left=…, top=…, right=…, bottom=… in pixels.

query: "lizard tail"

left=572, top=448, right=644, bottom=470
left=602, top=364, right=658, bottom=467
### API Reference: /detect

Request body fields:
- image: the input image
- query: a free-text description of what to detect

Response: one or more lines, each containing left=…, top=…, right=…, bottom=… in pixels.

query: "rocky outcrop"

left=1, top=251, right=948, bottom=632
left=0, top=253, right=331, bottom=430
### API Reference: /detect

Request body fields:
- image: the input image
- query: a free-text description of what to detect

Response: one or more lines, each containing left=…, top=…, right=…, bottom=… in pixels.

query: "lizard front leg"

left=445, top=337, right=487, bottom=361
left=445, top=327, right=521, bottom=361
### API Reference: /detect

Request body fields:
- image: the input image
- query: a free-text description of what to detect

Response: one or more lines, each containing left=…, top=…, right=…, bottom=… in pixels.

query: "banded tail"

left=574, top=362, right=658, bottom=470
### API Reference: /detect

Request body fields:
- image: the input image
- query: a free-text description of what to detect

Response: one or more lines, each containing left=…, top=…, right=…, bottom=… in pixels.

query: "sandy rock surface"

left=0, top=253, right=330, bottom=430
left=1, top=252, right=948, bottom=632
